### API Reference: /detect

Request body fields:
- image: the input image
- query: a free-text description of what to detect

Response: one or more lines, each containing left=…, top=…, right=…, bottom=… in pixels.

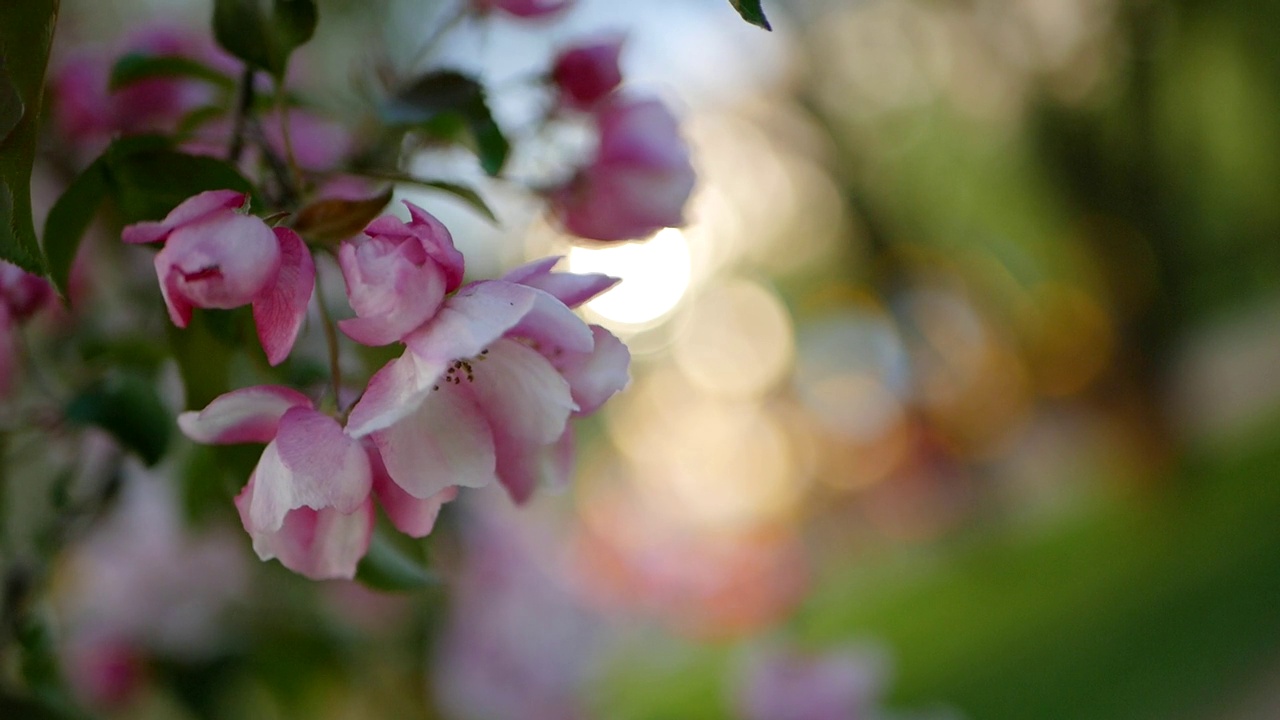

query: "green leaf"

left=65, top=372, right=172, bottom=466
left=728, top=0, right=772, bottom=30
left=355, top=531, right=440, bottom=592
left=109, top=53, right=236, bottom=93
left=0, top=62, right=21, bottom=143
left=169, top=309, right=237, bottom=410
left=102, top=136, right=256, bottom=223
left=41, top=158, right=109, bottom=296
left=384, top=70, right=510, bottom=176
left=406, top=178, right=498, bottom=222
left=213, top=0, right=318, bottom=79
left=0, top=0, right=59, bottom=274
left=291, top=186, right=393, bottom=244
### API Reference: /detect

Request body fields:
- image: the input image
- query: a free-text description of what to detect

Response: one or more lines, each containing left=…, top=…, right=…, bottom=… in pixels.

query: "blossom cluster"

left=125, top=192, right=629, bottom=579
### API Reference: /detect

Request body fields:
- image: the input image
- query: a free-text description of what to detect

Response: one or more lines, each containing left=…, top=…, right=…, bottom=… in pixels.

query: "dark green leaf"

left=65, top=372, right=173, bottom=466
left=0, top=0, right=59, bottom=274
left=728, top=0, right=772, bottom=30
left=0, top=61, right=22, bottom=143
left=102, top=136, right=256, bottom=223
left=41, top=158, right=109, bottom=296
left=355, top=531, right=440, bottom=592
left=384, top=70, right=510, bottom=176
left=291, top=186, right=393, bottom=244
left=378, top=174, right=497, bottom=222
left=213, top=0, right=318, bottom=79
left=169, top=309, right=237, bottom=410
left=109, top=53, right=236, bottom=93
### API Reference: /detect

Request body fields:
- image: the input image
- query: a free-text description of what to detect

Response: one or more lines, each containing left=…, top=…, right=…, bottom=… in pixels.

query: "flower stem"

left=228, top=64, right=256, bottom=163
left=313, top=269, right=345, bottom=412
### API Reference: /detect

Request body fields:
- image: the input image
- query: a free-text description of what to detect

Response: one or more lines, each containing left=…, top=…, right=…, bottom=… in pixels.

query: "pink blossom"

left=123, top=190, right=315, bottom=365
left=337, top=202, right=464, bottom=346
left=551, top=36, right=625, bottom=110
left=472, top=0, right=574, bottom=20
left=346, top=258, right=628, bottom=504
left=178, top=386, right=375, bottom=580
left=50, top=26, right=231, bottom=158
left=550, top=96, right=696, bottom=241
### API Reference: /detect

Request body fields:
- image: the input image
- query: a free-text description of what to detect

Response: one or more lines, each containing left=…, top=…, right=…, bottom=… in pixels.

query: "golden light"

left=567, top=228, right=692, bottom=329
left=672, top=279, right=794, bottom=398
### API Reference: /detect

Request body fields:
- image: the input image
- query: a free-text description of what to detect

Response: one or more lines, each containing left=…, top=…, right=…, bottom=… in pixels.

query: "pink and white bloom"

left=551, top=36, right=625, bottom=110
left=178, top=386, right=374, bottom=580
left=550, top=96, right=696, bottom=241
left=0, top=261, right=53, bottom=397
left=472, top=0, right=574, bottom=20
left=337, top=202, right=464, bottom=346
left=123, top=190, right=315, bottom=365
left=346, top=257, right=628, bottom=504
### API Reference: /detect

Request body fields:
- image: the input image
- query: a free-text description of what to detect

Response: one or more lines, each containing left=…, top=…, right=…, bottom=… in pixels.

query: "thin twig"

left=312, top=268, right=345, bottom=413
left=227, top=64, right=257, bottom=163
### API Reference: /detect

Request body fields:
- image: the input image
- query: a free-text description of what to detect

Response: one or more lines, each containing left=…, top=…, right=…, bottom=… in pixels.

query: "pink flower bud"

left=551, top=36, right=625, bottom=110
left=337, top=202, right=464, bottom=347
left=473, top=0, right=574, bottom=19
left=123, top=191, right=315, bottom=365
left=550, top=96, right=695, bottom=241
left=0, top=261, right=52, bottom=321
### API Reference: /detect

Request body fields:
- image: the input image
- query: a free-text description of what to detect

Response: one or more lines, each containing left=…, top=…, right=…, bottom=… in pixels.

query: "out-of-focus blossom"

left=550, top=96, right=695, bottom=241
left=123, top=190, right=315, bottom=365
left=0, top=261, right=53, bottom=396
left=50, top=26, right=232, bottom=159
left=434, top=498, right=599, bottom=720
left=472, top=0, right=574, bottom=20
left=551, top=36, right=625, bottom=110
left=55, top=466, right=247, bottom=709
left=179, top=386, right=375, bottom=580
left=338, top=202, right=464, bottom=346
left=346, top=256, right=627, bottom=504
left=736, top=643, right=887, bottom=720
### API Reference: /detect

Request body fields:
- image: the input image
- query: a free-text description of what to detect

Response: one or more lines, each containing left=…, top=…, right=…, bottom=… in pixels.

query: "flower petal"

left=372, top=379, right=496, bottom=500
left=177, top=385, right=313, bottom=444
left=252, top=227, right=315, bottom=365
left=121, top=190, right=246, bottom=244
left=370, top=446, right=459, bottom=538
left=504, top=287, right=595, bottom=357
left=469, top=339, right=576, bottom=501
left=237, top=477, right=374, bottom=581
left=561, top=325, right=630, bottom=416
left=345, top=350, right=447, bottom=438
left=403, top=281, right=538, bottom=365
left=248, top=407, right=372, bottom=532
left=503, top=256, right=618, bottom=309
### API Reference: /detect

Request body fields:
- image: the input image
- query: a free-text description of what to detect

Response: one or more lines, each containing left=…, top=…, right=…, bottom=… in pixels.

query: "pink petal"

left=468, top=339, right=574, bottom=502
left=560, top=325, right=630, bottom=416
left=403, top=202, right=466, bottom=292
left=247, top=407, right=372, bottom=532
left=121, top=190, right=246, bottom=244
left=252, top=228, right=315, bottom=365
left=372, top=379, right=496, bottom=500
left=502, top=256, right=619, bottom=309
left=157, top=255, right=194, bottom=327
left=345, top=350, right=447, bottom=438
left=493, top=427, right=576, bottom=504
left=337, top=236, right=446, bottom=346
left=403, top=281, right=538, bottom=366
left=237, top=478, right=374, bottom=580
left=177, top=385, right=313, bottom=444
left=370, top=446, right=459, bottom=538
left=156, top=213, right=282, bottom=313
left=504, top=287, right=595, bottom=356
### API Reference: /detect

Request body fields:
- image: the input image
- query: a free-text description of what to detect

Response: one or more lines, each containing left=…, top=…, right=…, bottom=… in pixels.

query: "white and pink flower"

left=123, top=190, right=315, bottom=365
left=178, top=386, right=375, bottom=580
left=345, top=256, right=628, bottom=504
left=337, top=201, right=464, bottom=346
left=550, top=96, right=696, bottom=241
